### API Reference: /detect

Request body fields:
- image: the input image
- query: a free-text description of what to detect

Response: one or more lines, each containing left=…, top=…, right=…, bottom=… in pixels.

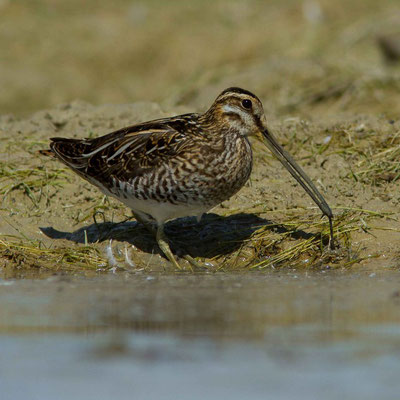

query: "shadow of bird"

left=40, top=212, right=316, bottom=260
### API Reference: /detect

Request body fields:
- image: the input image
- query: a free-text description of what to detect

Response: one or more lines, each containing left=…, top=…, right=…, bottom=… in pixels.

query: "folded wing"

left=49, top=116, right=195, bottom=186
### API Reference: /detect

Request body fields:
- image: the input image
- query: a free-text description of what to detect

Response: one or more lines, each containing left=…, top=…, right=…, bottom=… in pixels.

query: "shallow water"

left=1, top=270, right=400, bottom=399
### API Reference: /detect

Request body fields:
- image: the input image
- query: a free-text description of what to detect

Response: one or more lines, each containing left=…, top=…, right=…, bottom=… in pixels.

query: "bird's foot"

left=156, top=226, right=208, bottom=271
left=180, top=254, right=206, bottom=270
left=133, top=214, right=206, bottom=271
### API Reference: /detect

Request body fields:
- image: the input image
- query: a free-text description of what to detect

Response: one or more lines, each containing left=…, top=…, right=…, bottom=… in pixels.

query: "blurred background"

left=1, top=0, right=400, bottom=117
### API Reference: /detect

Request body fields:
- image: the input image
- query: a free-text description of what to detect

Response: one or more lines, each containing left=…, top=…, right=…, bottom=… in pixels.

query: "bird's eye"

left=241, top=99, right=252, bottom=109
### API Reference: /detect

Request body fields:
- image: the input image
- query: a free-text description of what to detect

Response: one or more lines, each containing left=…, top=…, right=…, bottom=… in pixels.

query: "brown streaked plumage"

left=41, top=87, right=334, bottom=268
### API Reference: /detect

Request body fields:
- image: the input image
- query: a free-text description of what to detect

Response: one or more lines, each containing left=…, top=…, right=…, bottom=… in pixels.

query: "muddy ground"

left=1, top=94, right=399, bottom=274
left=1, top=0, right=400, bottom=275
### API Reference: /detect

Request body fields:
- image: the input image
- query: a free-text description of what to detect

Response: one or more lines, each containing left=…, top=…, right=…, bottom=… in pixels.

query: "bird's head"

left=204, top=87, right=334, bottom=237
left=205, top=87, right=267, bottom=138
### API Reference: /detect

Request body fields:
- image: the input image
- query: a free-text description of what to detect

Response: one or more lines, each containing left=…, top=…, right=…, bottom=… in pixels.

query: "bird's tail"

left=43, top=137, right=91, bottom=171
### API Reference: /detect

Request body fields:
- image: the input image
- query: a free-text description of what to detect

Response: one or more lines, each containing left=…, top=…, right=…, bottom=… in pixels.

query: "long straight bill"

left=262, top=129, right=334, bottom=248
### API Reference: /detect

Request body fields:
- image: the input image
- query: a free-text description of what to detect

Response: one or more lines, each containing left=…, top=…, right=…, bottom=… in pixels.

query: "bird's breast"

left=169, top=134, right=253, bottom=206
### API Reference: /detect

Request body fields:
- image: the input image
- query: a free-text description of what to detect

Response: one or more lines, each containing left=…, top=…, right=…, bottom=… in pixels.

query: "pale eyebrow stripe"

left=222, top=104, right=240, bottom=113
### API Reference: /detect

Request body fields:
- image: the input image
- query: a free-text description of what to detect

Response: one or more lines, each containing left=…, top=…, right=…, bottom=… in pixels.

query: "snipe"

left=41, top=87, right=334, bottom=268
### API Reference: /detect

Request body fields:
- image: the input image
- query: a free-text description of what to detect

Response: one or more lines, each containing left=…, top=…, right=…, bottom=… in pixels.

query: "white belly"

left=120, top=196, right=211, bottom=224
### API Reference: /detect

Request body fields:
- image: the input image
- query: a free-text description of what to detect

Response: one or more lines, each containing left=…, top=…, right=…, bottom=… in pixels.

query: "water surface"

left=1, top=270, right=400, bottom=399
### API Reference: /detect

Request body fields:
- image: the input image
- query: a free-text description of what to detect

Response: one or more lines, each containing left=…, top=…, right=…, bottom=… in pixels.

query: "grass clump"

left=210, top=206, right=396, bottom=271
left=0, top=161, right=69, bottom=207
left=352, top=134, right=400, bottom=185
left=0, top=236, right=107, bottom=274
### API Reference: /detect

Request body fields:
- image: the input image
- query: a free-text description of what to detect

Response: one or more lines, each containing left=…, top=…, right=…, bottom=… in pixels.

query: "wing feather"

left=49, top=114, right=199, bottom=186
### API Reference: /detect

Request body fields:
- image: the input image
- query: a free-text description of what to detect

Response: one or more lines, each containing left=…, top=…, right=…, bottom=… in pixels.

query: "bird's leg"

left=156, top=223, right=183, bottom=270
left=131, top=211, right=157, bottom=235
left=132, top=212, right=204, bottom=270
left=156, top=223, right=206, bottom=270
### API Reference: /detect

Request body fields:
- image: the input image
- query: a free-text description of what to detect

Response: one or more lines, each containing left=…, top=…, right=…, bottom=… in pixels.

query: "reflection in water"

left=2, top=328, right=400, bottom=400
left=1, top=271, right=400, bottom=399
left=1, top=271, right=399, bottom=337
